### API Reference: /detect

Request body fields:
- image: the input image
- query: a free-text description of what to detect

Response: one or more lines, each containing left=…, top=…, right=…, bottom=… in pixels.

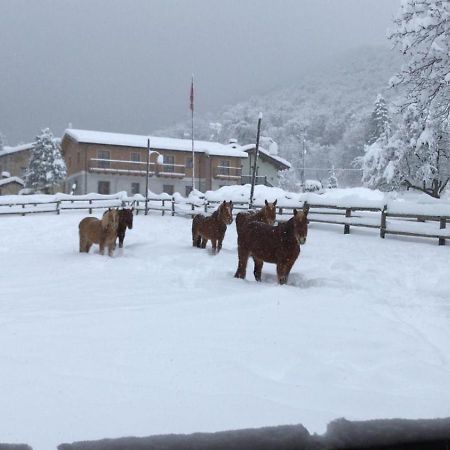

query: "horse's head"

left=291, top=203, right=309, bottom=245
left=219, top=200, right=233, bottom=225
left=121, top=208, right=134, bottom=229
left=262, top=199, right=277, bottom=225
left=102, top=208, right=119, bottom=231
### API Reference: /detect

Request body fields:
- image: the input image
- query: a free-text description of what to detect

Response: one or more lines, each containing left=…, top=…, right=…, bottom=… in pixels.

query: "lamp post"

left=145, top=138, right=161, bottom=215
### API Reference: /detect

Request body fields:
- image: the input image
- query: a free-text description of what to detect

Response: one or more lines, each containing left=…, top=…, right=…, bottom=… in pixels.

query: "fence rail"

left=1, top=194, right=449, bottom=246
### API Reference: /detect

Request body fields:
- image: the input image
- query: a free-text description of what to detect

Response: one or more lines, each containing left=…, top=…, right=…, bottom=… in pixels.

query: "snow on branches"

left=389, top=0, right=450, bottom=120
left=25, top=128, right=67, bottom=193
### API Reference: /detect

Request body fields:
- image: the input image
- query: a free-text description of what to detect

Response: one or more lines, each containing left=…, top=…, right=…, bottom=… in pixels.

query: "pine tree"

left=367, top=94, right=390, bottom=145
left=327, top=166, right=338, bottom=189
left=25, top=128, right=67, bottom=193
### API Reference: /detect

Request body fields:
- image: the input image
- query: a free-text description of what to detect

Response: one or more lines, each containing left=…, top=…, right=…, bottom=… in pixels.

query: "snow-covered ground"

left=1, top=211, right=450, bottom=450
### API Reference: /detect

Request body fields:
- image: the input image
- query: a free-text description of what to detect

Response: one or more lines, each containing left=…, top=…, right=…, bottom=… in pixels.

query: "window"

left=186, top=157, right=193, bottom=169
left=131, top=182, right=140, bottom=195
left=218, top=160, right=230, bottom=176
left=163, top=155, right=175, bottom=173
left=97, top=150, right=110, bottom=168
left=98, top=181, right=110, bottom=195
left=130, top=152, right=140, bottom=162
left=185, top=185, right=192, bottom=197
left=163, top=184, right=174, bottom=195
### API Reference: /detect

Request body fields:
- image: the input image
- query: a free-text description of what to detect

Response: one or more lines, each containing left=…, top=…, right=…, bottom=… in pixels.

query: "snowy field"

left=1, top=211, right=450, bottom=450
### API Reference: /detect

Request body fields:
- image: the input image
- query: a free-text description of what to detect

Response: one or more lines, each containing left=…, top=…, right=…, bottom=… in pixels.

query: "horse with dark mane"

left=234, top=204, right=309, bottom=284
left=117, top=208, right=134, bottom=248
left=79, top=208, right=119, bottom=257
left=235, top=199, right=277, bottom=235
left=192, top=200, right=233, bottom=253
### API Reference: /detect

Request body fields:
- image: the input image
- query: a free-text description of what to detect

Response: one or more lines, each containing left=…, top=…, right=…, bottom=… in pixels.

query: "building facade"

left=241, top=144, right=291, bottom=187
left=0, top=144, right=34, bottom=180
left=61, top=129, right=248, bottom=196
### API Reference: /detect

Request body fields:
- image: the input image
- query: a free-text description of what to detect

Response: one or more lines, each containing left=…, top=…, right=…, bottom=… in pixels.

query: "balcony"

left=88, top=158, right=185, bottom=178
left=241, top=175, right=273, bottom=187
left=214, top=166, right=242, bottom=180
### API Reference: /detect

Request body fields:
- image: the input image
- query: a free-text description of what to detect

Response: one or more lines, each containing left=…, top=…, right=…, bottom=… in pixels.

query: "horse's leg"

left=86, top=242, right=93, bottom=253
left=99, top=238, right=105, bottom=255
left=234, top=248, right=249, bottom=279
left=108, top=241, right=116, bottom=257
left=217, top=235, right=224, bottom=253
left=201, top=237, right=207, bottom=248
left=277, top=261, right=294, bottom=285
left=211, top=239, right=218, bottom=253
left=253, top=257, right=264, bottom=282
left=118, top=231, right=125, bottom=248
left=79, top=236, right=86, bottom=253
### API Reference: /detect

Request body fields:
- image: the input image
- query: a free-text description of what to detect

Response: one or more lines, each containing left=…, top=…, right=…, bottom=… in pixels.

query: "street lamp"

left=145, top=138, right=162, bottom=215
left=295, top=132, right=307, bottom=191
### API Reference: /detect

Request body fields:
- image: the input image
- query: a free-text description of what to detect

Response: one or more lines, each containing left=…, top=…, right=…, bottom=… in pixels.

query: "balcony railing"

left=214, top=166, right=242, bottom=180
left=240, top=175, right=273, bottom=187
left=88, top=158, right=185, bottom=178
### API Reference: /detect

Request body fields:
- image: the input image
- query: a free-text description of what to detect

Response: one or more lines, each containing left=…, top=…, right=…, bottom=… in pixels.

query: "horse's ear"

left=303, top=202, right=310, bottom=216
left=222, top=200, right=226, bottom=205
left=273, top=199, right=277, bottom=206
left=293, top=208, right=298, bottom=216
left=229, top=200, right=233, bottom=206
left=265, top=199, right=268, bottom=206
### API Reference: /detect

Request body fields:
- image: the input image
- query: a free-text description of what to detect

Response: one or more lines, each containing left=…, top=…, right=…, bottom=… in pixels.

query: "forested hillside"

left=155, top=46, right=403, bottom=187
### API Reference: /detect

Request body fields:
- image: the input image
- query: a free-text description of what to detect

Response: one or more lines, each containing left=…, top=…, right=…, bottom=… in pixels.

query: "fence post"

left=171, top=197, right=175, bottom=217
left=22, top=203, right=25, bottom=217
left=89, top=199, right=92, bottom=214
left=191, top=202, right=195, bottom=218
left=278, top=207, right=283, bottom=218
left=56, top=201, right=61, bottom=215
left=439, top=217, right=446, bottom=246
left=136, top=201, right=139, bottom=215
left=344, top=208, right=351, bottom=234
left=380, top=205, right=387, bottom=239
left=204, top=201, right=208, bottom=214
left=162, top=200, right=165, bottom=216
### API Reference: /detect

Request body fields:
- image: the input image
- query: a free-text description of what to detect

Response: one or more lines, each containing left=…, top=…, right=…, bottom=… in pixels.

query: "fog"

left=0, top=0, right=398, bottom=144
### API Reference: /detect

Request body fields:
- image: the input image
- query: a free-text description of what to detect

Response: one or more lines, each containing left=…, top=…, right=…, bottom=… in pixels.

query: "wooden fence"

left=0, top=194, right=449, bottom=246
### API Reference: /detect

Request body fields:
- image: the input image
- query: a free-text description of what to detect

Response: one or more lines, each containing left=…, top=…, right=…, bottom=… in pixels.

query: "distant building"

left=0, top=143, right=34, bottom=180
left=241, top=143, right=291, bottom=187
left=0, top=173, right=25, bottom=195
left=61, top=129, right=248, bottom=196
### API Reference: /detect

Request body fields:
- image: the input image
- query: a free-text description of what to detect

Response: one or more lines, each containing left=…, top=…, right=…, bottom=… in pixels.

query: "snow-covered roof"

left=0, top=176, right=25, bottom=187
left=241, top=144, right=291, bottom=169
left=0, top=143, right=34, bottom=157
left=64, top=129, right=248, bottom=158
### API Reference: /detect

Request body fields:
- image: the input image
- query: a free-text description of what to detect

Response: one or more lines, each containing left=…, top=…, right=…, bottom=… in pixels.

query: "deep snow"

left=0, top=211, right=449, bottom=450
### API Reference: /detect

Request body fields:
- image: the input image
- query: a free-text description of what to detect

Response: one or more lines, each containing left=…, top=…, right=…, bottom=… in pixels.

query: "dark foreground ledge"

left=7, top=416, right=450, bottom=450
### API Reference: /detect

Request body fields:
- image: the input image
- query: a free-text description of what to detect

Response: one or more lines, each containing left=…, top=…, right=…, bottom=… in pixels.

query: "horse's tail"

left=236, top=212, right=251, bottom=235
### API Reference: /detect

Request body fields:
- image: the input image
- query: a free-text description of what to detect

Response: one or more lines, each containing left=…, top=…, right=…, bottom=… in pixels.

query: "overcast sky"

left=0, top=0, right=399, bottom=144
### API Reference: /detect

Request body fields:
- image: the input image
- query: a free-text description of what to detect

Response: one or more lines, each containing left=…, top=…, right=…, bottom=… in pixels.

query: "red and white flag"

left=190, top=75, right=194, bottom=112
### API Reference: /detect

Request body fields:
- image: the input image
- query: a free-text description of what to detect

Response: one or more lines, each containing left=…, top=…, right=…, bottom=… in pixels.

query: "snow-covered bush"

left=304, top=179, right=323, bottom=193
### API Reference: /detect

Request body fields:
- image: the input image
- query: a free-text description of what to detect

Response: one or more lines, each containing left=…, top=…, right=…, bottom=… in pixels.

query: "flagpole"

left=190, top=74, right=195, bottom=192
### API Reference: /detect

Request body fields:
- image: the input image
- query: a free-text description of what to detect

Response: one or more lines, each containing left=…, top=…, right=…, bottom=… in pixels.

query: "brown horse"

left=234, top=204, right=309, bottom=285
left=79, top=208, right=119, bottom=256
left=117, top=208, right=134, bottom=248
left=235, top=199, right=277, bottom=235
left=192, top=200, right=233, bottom=253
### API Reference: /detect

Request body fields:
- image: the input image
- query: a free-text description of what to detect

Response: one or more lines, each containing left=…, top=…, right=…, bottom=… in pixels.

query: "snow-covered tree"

left=389, top=0, right=450, bottom=120
left=25, top=128, right=67, bottom=193
left=327, top=166, right=338, bottom=189
left=278, top=167, right=300, bottom=192
left=385, top=0, right=450, bottom=197
left=367, top=94, right=390, bottom=144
